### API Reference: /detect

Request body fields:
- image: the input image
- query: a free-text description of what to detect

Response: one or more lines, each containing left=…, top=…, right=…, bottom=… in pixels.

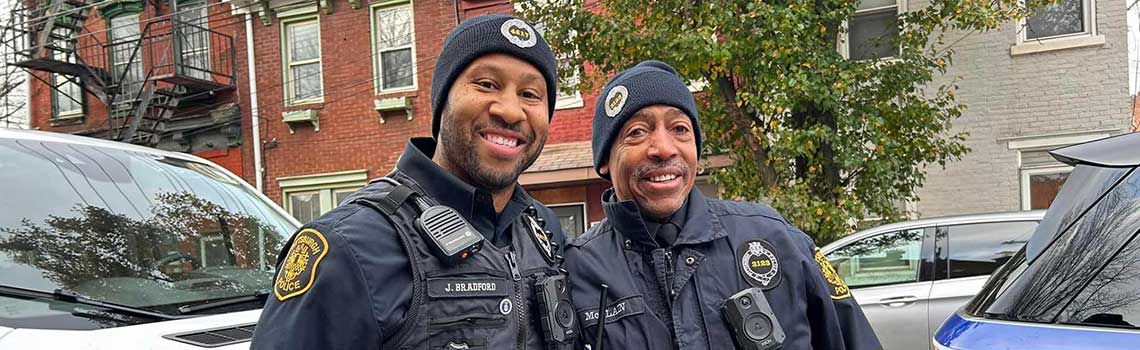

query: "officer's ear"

left=599, top=165, right=609, bottom=175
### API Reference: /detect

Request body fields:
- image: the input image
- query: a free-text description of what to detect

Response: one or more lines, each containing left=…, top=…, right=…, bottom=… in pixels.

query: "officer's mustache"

left=634, top=159, right=690, bottom=179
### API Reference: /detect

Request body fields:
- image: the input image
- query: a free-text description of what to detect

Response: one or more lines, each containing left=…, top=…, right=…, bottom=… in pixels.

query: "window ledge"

left=555, top=96, right=584, bottom=110
left=50, top=115, right=85, bottom=126
left=1010, top=35, right=1105, bottom=57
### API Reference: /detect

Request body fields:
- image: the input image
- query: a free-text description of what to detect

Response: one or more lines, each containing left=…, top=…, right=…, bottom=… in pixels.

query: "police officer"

left=252, top=14, right=571, bottom=349
left=564, top=60, right=881, bottom=350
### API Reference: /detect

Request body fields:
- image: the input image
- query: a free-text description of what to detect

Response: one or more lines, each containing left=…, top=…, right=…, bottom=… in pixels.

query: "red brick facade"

left=242, top=0, right=602, bottom=211
left=28, top=1, right=247, bottom=174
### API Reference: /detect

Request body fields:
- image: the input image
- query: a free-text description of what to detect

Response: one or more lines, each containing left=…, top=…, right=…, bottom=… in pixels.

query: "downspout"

left=246, top=13, right=264, bottom=192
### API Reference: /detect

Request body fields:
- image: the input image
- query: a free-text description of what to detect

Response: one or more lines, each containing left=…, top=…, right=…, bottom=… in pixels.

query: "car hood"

left=0, top=310, right=261, bottom=349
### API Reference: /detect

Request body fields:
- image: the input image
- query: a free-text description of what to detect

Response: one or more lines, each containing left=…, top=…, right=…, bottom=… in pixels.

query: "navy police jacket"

left=250, top=138, right=566, bottom=349
left=564, top=188, right=881, bottom=350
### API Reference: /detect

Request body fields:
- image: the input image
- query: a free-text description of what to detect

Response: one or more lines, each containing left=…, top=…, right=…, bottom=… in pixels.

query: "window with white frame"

left=1008, top=131, right=1110, bottom=210
left=373, top=2, right=416, bottom=92
left=1019, top=149, right=1072, bottom=210
left=1023, top=0, right=1094, bottom=41
left=279, top=170, right=367, bottom=224
left=842, top=0, right=901, bottom=60
left=176, top=0, right=211, bottom=80
left=283, top=18, right=323, bottom=105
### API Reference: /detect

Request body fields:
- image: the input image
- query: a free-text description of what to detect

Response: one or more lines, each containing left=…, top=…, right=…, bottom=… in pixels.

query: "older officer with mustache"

left=563, top=60, right=882, bottom=350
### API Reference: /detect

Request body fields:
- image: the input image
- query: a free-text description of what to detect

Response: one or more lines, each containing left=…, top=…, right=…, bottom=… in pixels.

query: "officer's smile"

left=478, top=129, right=527, bottom=159
left=639, top=167, right=686, bottom=193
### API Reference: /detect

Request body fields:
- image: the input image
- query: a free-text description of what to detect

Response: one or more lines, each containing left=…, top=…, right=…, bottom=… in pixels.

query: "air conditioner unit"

left=374, top=97, right=413, bottom=124
left=282, top=109, right=318, bottom=134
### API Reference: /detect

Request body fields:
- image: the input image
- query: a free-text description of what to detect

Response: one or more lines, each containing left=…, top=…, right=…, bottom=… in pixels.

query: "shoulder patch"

left=814, top=248, right=851, bottom=300
left=274, top=228, right=330, bottom=301
left=737, top=239, right=781, bottom=290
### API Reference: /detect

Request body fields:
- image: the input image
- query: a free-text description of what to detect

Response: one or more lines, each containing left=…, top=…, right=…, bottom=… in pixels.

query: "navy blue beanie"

left=431, top=14, right=559, bottom=140
left=592, top=60, right=701, bottom=180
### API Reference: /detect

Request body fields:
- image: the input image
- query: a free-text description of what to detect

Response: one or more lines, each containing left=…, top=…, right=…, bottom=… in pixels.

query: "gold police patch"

left=274, top=228, right=329, bottom=301
left=814, top=248, right=851, bottom=300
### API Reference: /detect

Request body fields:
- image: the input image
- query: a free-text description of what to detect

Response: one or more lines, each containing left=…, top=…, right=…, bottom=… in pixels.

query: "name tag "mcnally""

left=427, top=277, right=510, bottom=298
left=578, top=296, right=646, bottom=328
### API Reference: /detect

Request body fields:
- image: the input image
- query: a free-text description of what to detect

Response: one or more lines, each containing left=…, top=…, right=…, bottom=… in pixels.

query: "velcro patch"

left=814, top=248, right=852, bottom=300
left=738, top=239, right=781, bottom=290
left=578, top=296, right=646, bottom=328
left=427, top=277, right=510, bottom=298
left=274, top=228, right=329, bottom=301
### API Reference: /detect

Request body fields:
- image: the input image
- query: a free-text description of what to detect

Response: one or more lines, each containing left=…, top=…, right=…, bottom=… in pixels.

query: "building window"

left=283, top=17, right=323, bottom=105
left=51, top=75, right=84, bottom=119
left=109, top=13, right=143, bottom=100
left=176, top=0, right=211, bottom=80
left=549, top=203, right=586, bottom=239
left=372, top=2, right=415, bottom=92
left=1008, top=131, right=1111, bottom=210
left=1024, top=0, right=1093, bottom=41
left=278, top=170, right=368, bottom=223
left=841, top=0, right=901, bottom=60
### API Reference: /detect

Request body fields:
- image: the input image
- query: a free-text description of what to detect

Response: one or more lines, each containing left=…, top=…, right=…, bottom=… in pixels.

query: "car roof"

left=822, top=210, right=1046, bottom=253
left=0, top=128, right=209, bottom=164
left=1051, top=131, right=1140, bottom=168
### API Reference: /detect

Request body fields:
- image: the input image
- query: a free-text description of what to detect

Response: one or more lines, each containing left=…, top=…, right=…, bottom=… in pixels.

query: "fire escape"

left=5, top=0, right=236, bottom=146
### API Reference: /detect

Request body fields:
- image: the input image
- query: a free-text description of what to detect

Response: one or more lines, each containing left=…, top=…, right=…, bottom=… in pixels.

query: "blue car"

left=934, top=131, right=1140, bottom=349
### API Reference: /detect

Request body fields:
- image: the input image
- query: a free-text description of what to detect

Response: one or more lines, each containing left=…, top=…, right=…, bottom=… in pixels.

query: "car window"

left=1060, top=226, right=1140, bottom=330
left=0, top=139, right=297, bottom=327
left=944, top=221, right=1038, bottom=279
left=975, top=166, right=1140, bottom=323
left=828, top=228, right=924, bottom=288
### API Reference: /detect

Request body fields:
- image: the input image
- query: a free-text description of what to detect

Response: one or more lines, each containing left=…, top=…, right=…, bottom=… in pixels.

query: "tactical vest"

left=352, top=172, right=566, bottom=350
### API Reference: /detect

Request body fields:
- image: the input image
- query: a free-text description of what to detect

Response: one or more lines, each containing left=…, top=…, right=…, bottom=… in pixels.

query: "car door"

left=826, top=227, right=932, bottom=350
left=926, top=221, right=1039, bottom=338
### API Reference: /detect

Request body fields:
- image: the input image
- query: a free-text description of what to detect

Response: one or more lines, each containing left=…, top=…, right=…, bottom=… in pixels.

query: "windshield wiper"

left=177, top=289, right=270, bottom=315
left=0, top=284, right=183, bottom=321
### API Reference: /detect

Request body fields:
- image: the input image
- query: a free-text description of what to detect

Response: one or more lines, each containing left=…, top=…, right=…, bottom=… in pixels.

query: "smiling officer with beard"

left=564, top=60, right=881, bottom=350
left=252, top=14, right=571, bottom=350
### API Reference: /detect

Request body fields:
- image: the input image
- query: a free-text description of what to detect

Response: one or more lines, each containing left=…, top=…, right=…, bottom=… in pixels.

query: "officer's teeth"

left=650, top=174, right=678, bottom=182
left=485, top=134, right=518, bottom=147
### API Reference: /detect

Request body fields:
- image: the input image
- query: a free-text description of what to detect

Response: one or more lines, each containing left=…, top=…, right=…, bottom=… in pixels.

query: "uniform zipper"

left=504, top=251, right=526, bottom=350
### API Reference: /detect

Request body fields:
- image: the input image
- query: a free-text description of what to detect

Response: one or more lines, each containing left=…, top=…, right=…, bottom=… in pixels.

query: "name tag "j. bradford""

left=427, top=277, right=510, bottom=298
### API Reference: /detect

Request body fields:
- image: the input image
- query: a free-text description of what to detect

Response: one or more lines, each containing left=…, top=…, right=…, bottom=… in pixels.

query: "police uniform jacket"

left=564, top=188, right=881, bottom=350
left=251, top=138, right=566, bottom=349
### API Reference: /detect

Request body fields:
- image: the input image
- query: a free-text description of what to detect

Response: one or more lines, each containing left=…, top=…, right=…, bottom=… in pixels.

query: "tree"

left=519, top=0, right=1047, bottom=244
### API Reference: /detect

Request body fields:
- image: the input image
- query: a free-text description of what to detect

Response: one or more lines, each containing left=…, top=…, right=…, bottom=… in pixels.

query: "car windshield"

left=0, top=138, right=295, bottom=326
left=966, top=164, right=1140, bottom=325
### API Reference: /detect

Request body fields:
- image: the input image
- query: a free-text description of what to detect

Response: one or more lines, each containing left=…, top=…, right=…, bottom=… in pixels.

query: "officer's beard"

left=437, top=107, right=546, bottom=191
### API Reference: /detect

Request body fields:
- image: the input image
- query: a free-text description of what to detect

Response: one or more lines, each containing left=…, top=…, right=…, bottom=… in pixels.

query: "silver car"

left=822, top=211, right=1044, bottom=350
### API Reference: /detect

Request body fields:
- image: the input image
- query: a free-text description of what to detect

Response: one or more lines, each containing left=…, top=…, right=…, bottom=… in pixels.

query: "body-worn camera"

left=413, top=204, right=484, bottom=267
left=535, top=275, right=576, bottom=349
left=723, top=287, right=785, bottom=350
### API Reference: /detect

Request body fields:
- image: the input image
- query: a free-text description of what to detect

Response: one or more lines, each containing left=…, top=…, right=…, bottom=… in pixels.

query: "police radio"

left=723, top=288, right=785, bottom=350
left=368, top=177, right=484, bottom=267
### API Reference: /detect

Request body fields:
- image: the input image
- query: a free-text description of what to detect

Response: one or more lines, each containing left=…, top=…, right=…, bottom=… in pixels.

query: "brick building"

left=16, top=0, right=248, bottom=173
left=233, top=0, right=632, bottom=238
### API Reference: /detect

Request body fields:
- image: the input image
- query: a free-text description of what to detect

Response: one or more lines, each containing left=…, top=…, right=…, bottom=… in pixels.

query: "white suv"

left=0, top=129, right=298, bottom=349
left=822, top=211, right=1044, bottom=350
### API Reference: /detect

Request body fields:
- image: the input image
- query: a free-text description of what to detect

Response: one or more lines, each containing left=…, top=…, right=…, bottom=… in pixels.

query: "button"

left=624, top=240, right=632, bottom=249
left=685, top=256, right=696, bottom=265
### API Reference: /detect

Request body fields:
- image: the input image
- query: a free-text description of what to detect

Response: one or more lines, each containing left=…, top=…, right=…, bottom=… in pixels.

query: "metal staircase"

left=4, top=0, right=235, bottom=146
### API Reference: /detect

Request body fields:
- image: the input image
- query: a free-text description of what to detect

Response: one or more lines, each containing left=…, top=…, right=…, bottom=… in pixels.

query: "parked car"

left=934, top=132, right=1140, bottom=349
left=0, top=129, right=299, bottom=349
left=822, top=210, right=1044, bottom=350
